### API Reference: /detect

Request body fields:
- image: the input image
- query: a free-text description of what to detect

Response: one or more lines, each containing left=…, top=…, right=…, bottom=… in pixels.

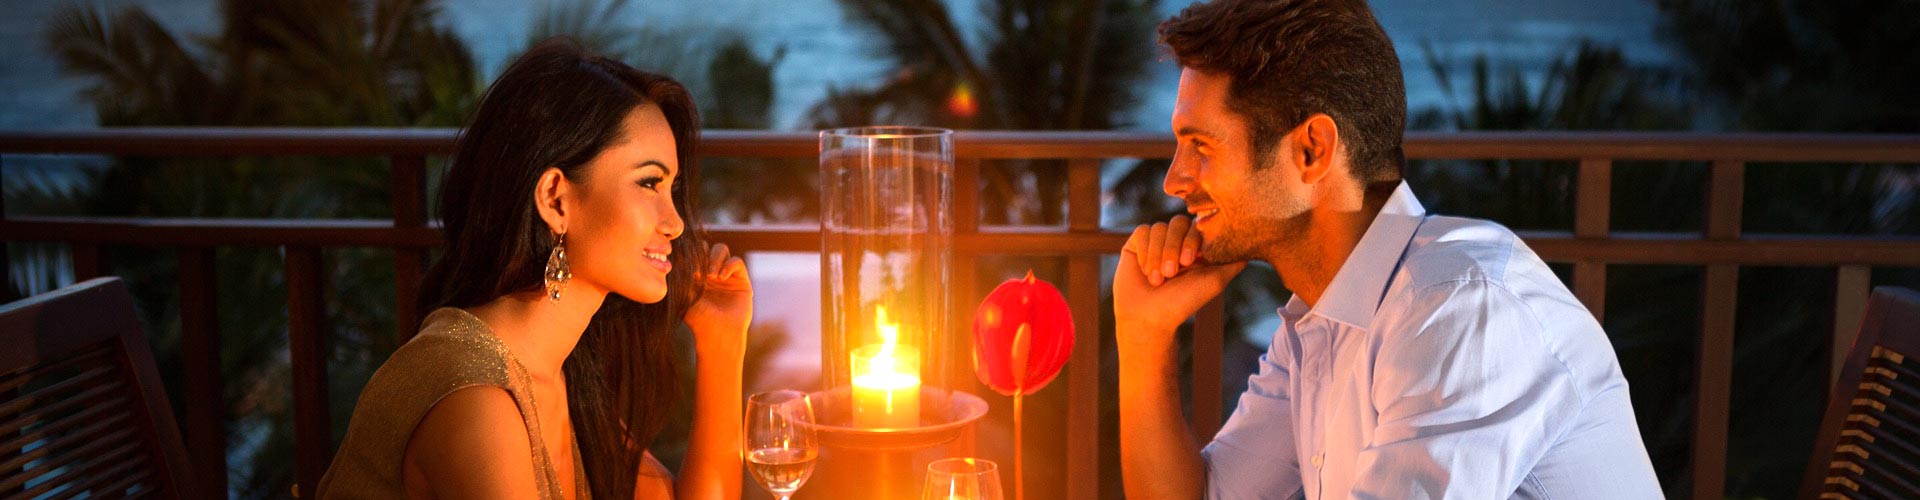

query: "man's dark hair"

left=1160, top=0, right=1406, bottom=183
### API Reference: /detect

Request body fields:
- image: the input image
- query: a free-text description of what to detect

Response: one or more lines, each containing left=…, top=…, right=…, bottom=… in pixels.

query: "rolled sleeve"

left=1203, top=340, right=1305, bottom=500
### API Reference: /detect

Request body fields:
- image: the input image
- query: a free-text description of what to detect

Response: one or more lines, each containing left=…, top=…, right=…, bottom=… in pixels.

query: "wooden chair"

left=0, top=277, right=200, bottom=499
left=1801, top=286, right=1920, bottom=500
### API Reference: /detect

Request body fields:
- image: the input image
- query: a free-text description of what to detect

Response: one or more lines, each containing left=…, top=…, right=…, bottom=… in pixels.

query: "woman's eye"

left=638, top=176, right=664, bottom=191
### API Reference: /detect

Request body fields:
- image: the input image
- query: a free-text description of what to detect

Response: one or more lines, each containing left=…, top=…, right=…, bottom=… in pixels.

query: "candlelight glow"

left=852, top=305, right=921, bottom=428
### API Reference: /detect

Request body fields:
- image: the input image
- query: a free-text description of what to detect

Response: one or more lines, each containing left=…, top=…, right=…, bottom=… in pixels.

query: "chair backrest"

left=1800, top=286, right=1920, bottom=500
left=0, top=277, right=200, bottom=499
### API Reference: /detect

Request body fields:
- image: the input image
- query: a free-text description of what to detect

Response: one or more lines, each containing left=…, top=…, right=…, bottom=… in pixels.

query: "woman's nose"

left=660, top=200, right=685, bottom=239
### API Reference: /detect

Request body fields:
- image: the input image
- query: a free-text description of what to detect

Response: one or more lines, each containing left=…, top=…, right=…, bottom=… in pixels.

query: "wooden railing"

left=4, top=129, right=1920, bottom=499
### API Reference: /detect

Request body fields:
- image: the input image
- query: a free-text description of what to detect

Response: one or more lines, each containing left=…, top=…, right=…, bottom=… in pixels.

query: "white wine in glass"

left=745, top=390, right=818, bottom=500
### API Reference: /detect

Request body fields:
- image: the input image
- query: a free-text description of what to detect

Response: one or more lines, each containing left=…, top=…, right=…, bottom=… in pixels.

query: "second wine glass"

left=745, top=390, right=818, bottom=500
left=922, top=457, right=1003, bottom=500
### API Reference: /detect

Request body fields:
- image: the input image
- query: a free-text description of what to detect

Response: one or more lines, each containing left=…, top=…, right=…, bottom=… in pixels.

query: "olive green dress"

left=315, top=308, right=589, bottom=499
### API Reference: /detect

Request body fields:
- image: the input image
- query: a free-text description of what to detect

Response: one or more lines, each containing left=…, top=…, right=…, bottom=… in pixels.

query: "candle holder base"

left=796, top=388, right=988, bottom=499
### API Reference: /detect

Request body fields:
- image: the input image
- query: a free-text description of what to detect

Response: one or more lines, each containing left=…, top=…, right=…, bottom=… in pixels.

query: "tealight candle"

left=851, top=306, right=920, bottom=428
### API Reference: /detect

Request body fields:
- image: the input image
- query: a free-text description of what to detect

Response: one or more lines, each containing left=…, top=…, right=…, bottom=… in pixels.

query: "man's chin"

left=1199, top=243, right=1253, bottom=266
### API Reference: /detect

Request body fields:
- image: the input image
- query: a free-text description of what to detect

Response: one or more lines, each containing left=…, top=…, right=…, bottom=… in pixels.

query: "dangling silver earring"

left=544, top=233, right=571, bottom=302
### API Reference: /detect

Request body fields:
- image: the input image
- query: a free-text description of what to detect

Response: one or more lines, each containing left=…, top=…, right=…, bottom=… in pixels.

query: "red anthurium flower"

left=972, top=270, right=1074, bottom=396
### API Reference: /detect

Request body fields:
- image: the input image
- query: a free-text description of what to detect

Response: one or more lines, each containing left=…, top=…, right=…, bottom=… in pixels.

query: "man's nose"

left=1164, top=152, right=1196, bottom=199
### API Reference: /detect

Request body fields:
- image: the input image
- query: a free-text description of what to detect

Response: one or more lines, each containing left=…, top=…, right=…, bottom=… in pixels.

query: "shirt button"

left=1311, top=453, right=1325, bottom=468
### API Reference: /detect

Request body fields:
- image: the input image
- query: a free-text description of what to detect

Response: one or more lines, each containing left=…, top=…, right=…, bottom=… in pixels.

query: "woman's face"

left=561, top=103, right=685, bottom=304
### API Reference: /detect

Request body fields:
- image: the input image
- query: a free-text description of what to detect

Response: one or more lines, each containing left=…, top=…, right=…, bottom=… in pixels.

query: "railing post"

left=177, top=247, right=226, bottom=497
left=1066, top=255, right=1102, bottom=500
left=1832, top=265, right=1872, bottom=383
left=1692, top=159, right=1743, bottom=500
left=1573, top=158, right=1611, bottom=321
left=390, top=155, right=428, bottom=342
left=285, top=247, right=331, bottom=499
left=952, top=158, right=985, bottom=459
left=1065, top=158, right=1103, bottom=499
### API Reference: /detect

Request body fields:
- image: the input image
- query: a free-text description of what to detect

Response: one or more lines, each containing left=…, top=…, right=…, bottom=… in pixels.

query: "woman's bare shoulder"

left=404, top=386, right=539, bottom=498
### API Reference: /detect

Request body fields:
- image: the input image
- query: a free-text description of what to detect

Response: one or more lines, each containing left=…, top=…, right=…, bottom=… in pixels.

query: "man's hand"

left=1113, top=215, right=1246, bottom=345
left=1113, top=215, right=1235, bottom=500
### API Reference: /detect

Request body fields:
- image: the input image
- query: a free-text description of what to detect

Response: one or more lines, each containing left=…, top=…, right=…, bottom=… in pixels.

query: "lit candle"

left=852, top=306, right=921, bottom=428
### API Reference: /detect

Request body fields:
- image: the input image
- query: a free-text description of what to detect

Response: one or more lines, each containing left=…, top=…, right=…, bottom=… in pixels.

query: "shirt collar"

left=1281, top=181, right=1427, bottom=329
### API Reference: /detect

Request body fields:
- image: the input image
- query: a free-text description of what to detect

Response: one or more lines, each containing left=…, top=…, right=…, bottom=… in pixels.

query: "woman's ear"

left=533, top=167, right=571, bottom=235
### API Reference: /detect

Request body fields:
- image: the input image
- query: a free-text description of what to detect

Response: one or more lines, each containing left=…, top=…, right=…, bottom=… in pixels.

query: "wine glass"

left=745, top=390, right=818, bottom=500
left=922, top=457, right=1004, bottom=500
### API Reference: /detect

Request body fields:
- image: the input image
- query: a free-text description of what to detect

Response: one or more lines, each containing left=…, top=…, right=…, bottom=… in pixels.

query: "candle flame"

left=872, top=305, right=902, bottom=378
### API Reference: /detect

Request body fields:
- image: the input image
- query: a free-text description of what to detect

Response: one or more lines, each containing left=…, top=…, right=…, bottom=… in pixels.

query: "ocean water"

left=2, top=0, right=1672, bottom=130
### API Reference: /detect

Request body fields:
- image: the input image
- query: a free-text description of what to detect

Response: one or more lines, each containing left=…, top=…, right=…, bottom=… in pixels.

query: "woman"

left=318, top=39, right=748, bottom=499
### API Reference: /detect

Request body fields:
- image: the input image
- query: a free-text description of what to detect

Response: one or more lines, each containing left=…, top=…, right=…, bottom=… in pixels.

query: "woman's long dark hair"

left=420, top=38, right=705, bottom=500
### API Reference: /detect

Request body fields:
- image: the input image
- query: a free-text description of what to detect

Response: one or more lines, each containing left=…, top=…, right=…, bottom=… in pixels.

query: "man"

left=1113, top=1, right=1664, bottom=498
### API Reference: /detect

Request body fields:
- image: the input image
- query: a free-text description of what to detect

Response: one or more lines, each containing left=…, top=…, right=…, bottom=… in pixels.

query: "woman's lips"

left=642, top=250, right=672, bottom=274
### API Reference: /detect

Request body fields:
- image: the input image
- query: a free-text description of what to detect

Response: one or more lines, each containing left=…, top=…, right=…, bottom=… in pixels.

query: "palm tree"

left=40, top=1, right=480, bottom=497
left=808, top=0, right=1161, bottom=226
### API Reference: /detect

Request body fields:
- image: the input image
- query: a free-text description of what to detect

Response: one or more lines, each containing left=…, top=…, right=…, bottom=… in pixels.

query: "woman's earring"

left=545, top=233, right=571, bottom=302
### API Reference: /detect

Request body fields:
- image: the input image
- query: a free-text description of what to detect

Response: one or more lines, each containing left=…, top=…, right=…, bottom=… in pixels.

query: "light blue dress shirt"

left=1201, top=182, right=1664, bottom=499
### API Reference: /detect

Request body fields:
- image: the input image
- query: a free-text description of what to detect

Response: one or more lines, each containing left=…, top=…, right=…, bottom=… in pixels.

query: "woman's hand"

left=678, top=245, right=750, bottom=499
left=685, top=242, right=752, bottom=361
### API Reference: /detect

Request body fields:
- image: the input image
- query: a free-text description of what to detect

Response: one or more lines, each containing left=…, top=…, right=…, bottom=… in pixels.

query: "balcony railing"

left=4, top=128, right=1919, bottom=499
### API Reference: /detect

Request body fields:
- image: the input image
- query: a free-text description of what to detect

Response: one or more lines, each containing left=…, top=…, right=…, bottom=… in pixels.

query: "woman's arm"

left=405, top=386, right=542, bottom=498
left=668, top=345, right=745, bottom=499
left=670, top=243, right=751, bottom=499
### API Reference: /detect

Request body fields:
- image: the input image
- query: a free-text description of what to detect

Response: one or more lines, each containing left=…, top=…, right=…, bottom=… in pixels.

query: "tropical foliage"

left=12, top=0, right=1918, bottom=499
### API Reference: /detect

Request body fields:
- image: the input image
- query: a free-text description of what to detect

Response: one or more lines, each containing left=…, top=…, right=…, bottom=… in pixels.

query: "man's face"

left=1166, top=68, right=1311, bottom=265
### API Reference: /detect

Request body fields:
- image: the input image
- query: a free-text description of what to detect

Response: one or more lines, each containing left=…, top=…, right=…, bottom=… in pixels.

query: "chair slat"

left=0, top=364, right=113, bottom=419
left=0, top=389, right=129, bottom=456
left=1852, top=399, right=1920, bottom=443
left=0, top=380, right=120, bottom=437
left=1878, top=357, right=1919, bottom=380
left=1840, top=459, right=1920, bottom=498
left=6, top=442, right=143, bottom=500
left=0, top=413, right=136, bottom=491
left=49, top=465, right=151, bottom=500
left=0, top=348, right=113, bottom=396
left=1838, top=433, right=1920, bottom=487
left=0, top=416, right=136, bottom=474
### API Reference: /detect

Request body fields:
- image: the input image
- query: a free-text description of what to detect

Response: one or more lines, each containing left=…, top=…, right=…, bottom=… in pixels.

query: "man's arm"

left=1113, top=217, right=1245, bottom=499
left=1199, top=342, right=1303, bottom=500
left=1117, top=320, right=1208, bottom=498
left=1349, top=280, right=1582, bottom=499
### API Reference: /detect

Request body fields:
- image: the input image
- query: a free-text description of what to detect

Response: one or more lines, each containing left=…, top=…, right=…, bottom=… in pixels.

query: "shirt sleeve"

left=1202, top=336, right=1305, bottom=500
left=1348, top=279, right=1584, bottom=500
